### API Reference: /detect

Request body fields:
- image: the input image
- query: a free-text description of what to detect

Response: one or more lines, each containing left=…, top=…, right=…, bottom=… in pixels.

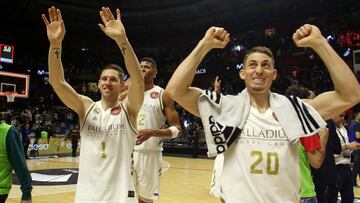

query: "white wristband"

left=169, top=126, right=180, bottom=138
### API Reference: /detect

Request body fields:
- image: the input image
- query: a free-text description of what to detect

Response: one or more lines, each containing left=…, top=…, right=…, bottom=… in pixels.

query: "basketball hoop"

left=5, top=92, right=16, bottom=103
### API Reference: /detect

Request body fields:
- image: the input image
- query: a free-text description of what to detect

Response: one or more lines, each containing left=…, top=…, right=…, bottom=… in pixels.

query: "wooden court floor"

left=7, top=156, right=360, bottom=203
left=7, top=156, right=219, bottom=203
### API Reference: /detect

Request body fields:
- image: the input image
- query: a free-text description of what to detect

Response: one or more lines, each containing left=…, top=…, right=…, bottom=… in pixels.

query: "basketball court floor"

left=6, top=156, right=219, bottom=203
left=6, top=156, right=360, bottom=203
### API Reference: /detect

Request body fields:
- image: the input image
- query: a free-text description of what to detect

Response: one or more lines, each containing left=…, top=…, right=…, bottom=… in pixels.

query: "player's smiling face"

left=98, top=69, right=123, bottom=98
left=240, top=52, right=277, bottom=94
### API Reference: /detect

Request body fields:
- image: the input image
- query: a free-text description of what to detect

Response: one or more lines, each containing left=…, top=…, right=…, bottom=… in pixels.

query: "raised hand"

left=42, top=6, right=65, bottom=45
left=201, top=27, right=230, bottom=49
left=213, top=75, right=221, bottom=93
left=98, top=7, right=126, bottom=42
left=292, top=24, right=325, bottom=48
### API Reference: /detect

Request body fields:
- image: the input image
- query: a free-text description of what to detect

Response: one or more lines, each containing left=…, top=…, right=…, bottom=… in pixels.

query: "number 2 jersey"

left=134, top=85, right=166, bottom=151
left=76, top=101, right=137, bottom=203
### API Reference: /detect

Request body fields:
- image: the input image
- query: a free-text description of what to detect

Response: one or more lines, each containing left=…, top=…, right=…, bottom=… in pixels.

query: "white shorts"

left=210, top=154, right=224, bottom=198
left=133, top=150, right=162, bottom=201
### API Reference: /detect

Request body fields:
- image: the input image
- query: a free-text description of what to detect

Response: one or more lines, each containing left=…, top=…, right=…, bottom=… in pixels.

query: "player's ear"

left=272, top=68, right=277, bottom=80
left=239, top=69, right=245, bottom=80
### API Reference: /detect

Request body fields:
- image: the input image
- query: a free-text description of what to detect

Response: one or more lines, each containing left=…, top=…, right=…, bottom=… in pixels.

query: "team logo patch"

left=111, top=106, right=122, bottom=115
left=150, top=92, right=159, bottom=99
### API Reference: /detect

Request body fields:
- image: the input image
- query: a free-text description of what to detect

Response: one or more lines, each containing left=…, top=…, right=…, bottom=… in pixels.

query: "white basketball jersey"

left=221, top=107, right=300, bottom=203
left=134, top=86, right=166, bottom=151
left=75, top=101, right=137, bottom=203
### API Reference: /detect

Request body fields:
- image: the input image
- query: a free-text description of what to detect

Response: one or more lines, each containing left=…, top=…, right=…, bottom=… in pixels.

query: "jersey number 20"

left=250, top=151, right=279, bottom=175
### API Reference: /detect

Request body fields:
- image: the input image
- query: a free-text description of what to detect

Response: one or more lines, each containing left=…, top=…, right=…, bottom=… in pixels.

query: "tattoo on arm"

left=53, top=48, right=61, bottom=59
left=120, top=43, right=127, bottom=56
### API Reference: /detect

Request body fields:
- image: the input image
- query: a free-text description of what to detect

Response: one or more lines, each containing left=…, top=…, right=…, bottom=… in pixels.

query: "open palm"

left=42, top=7, right=65, bottom=44
left=99, top=7, right=126, bottom=41
left=102, top=20, right=125, bottom=39
left=46, top=21, right=65, bottom=43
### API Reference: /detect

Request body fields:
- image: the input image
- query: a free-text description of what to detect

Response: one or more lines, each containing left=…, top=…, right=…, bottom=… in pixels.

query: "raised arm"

left=136, top=91, right=181, bottom=145
left=165, top=27, right=230, bottom=117
left=42, top=7, right=92, bottom=122
left=98, top=7, right=144, bottom=122
left=292, top=24, right=360, bottom=120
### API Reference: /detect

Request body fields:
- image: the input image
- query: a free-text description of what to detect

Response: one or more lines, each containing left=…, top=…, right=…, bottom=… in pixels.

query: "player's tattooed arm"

left=119, top=43, right=127, bottom=56
left=52, top=48, right=61, bottom=59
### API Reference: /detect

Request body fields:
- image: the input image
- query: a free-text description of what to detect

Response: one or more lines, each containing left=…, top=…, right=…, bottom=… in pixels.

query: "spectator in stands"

left=331, top=113, right=360, bottom=202
left=189, top=123, right=201, bottom=158
left=21, top=121, right=31, bottom=159
left=66, top=123, right=80, bottom=157
left=350, top=112, right=360, bottom=187
left=30, top=122, right=42, bottom=157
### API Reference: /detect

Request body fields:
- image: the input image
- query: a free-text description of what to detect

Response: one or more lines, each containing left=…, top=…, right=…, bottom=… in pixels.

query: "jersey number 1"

left=101, top=142, right=106, bottom=158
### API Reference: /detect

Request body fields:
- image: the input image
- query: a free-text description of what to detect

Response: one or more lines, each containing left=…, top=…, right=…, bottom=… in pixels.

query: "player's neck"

left=145, top=82, right=155, bottom=91
left=100, top=97, right=119, bottom=110
left=249, top=92, right=270, bottom=113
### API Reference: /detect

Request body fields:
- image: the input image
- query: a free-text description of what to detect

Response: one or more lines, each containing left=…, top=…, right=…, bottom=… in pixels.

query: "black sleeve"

left=6, top=127, right=32, bottom=200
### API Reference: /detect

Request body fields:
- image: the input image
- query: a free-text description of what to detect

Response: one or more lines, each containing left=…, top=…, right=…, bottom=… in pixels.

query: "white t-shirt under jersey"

left=76, top=101, right=137, bottom=203
left=220, top=107, right=300, bottom=203
left=134, top=86, right=166, bottom=151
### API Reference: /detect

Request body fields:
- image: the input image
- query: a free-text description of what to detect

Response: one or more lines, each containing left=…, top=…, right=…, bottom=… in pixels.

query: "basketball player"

left=0, top=122, right=32, bottom=203
left=42, top=6, right=144, bottom=203
left=166, top=25, right=360, bottom=202
left=121, top=57, right=181, bottom=202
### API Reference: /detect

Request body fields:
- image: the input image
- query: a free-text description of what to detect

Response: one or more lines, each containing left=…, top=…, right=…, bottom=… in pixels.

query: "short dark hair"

left=285, top=85, right=310, bottom=99
left=243, top=46, right=275, bottom=66
left=140, top=57, right=157, bottom=69
left=100, top=64, right=125, bottom=80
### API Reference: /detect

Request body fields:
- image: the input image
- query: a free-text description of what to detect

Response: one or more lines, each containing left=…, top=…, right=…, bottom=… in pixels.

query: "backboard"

left=0, top=71, right=29, bottom=98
